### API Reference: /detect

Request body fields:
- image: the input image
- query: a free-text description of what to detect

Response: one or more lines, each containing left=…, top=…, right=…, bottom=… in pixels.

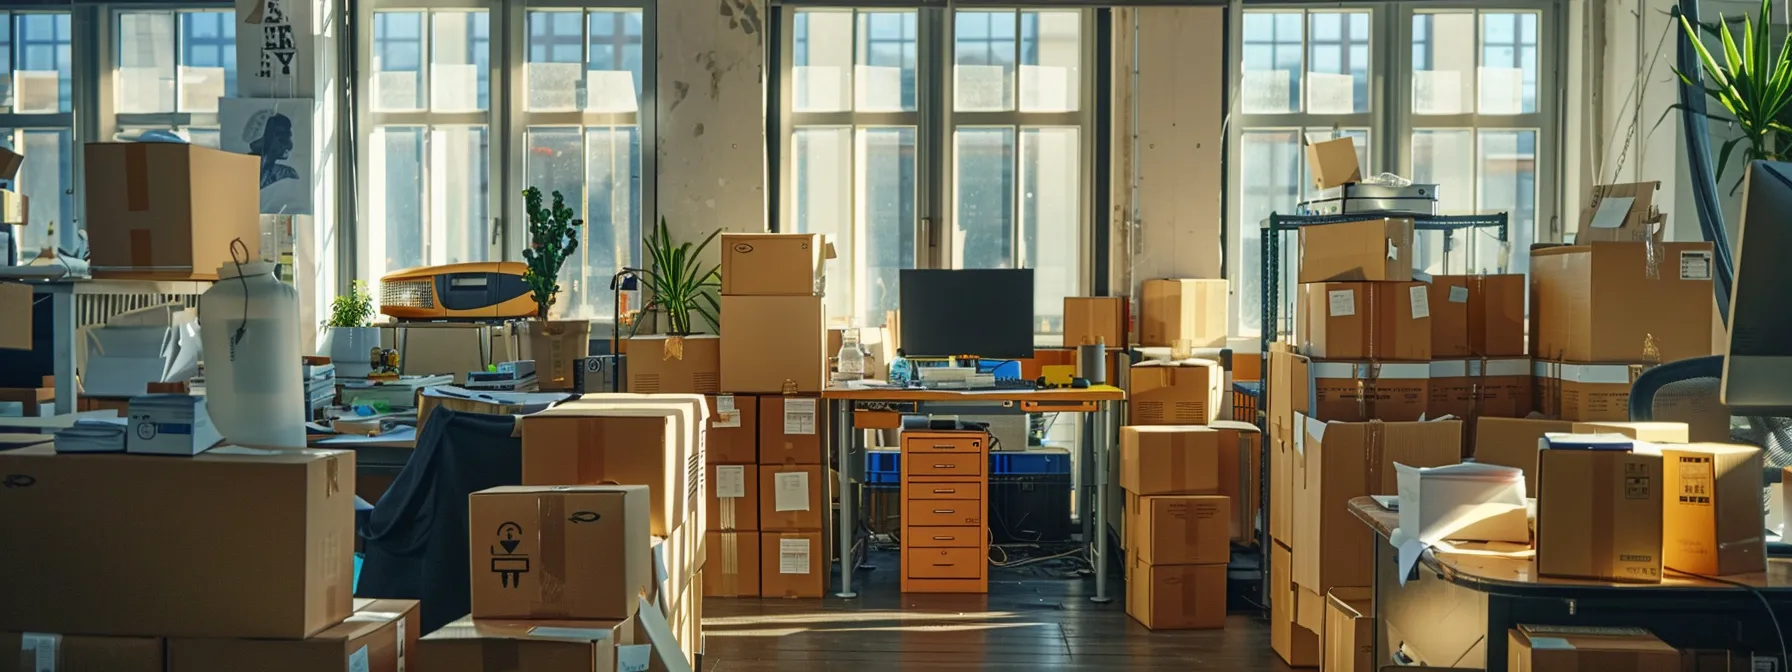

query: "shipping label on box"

left=1662, top=443, right=1766, bottom=576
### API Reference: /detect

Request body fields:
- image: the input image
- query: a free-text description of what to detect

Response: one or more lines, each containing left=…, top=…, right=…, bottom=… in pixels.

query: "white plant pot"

left=324, top=326, right=381, bottom=377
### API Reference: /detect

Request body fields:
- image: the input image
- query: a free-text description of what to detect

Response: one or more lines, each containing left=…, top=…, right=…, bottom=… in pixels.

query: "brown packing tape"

left=721, top=533, right=738, bottom=596
left=1592, top=455, right=1614, bottom=577
left=130, top=229, right=153, bottom=268
left=1364, top=421, right=1385, bottom=496
left=125, top=142, right=150, bottom=211
left=483, top=641, right=520, bottom=671
left=663, top=336, right=685, bottom=361
left=326, top=456, right=341, bottom=496
left=720, top=498, right=737, bottom=530
left=535, top=494, right=567, bottom=617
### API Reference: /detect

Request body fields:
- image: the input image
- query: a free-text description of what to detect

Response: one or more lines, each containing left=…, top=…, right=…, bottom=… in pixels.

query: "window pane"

left=526, top=11, right=583, bottom=111
left=793, top=10, right=853, bottom=113
left=523, top=127, right=586, bottom=316
left=16, top=14, right=72, bottom=114
left=1410, top=128, right=1473, bottom=273
left=1480, top=12, right=1538, bottom=114
left=9, top=129, right=69, bottom=257
left=186, top=127, right=221, bottom=148
left=369, top=127, right=426, bottom=276
left=1307, top=11, right=1368, bottom=114
left=587, top=10, right=643, bottom=113
left=567, top=126, right=641, bottom=319
left=953, top=127, right=1016, bottom=269
left=1021, top=127, right=1079, bottom=338
left=179, top=11, right=234, bottom=112
left=429, top=125, right=490, bottom=266
left=855, top=127, right=916, bottom=328
left=791, top=127, right=853, bottom=323
left=1019, top=11, right=1078, bottom=112
left=1242, top=12, right=1300, bottom=113
left=117, top=12, right=176, bottom=114
left=1236, top=130, right=1300, bottom=335
left=431, top=12, right=488, bottom=112
left=1412, top=12, right=1474, bottom=114
left=1478, top=129, right=1536, bottom=272
left=372, top=12, right=424, bottom=111
left=856, top=11, right=916, bottom=113
left=1300, top=128, right=1368, bottom=200
left=955, top=11, right=1017, bottom=112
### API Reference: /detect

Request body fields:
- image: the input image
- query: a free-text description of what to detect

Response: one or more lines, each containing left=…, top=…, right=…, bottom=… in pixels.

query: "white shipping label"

left=1327, top=289, right=1356, bottom=317
left=1387, top=238, right=1400, bottom=260
left=775, top=471, right=811, bottom=511
left=715, top=465, right=747, bottom=499
left=22, top=633, right=57, bottom=672
left=348, top=646, right=370, bottom=672
left=1680, top=250, right=1713, bottom=280
left=714, top=394, right=740, bottom=428
left=780, top=538, right=812, bottom=574
left=1448, top=286, right=1469, bottom=303
left=396, top=618, right=406, bottom=672
left=784, top=398, right=817, bottom=435
left=1409, top=285, right=1431, bottom=319
left=618, top=645, right=653, bottom=672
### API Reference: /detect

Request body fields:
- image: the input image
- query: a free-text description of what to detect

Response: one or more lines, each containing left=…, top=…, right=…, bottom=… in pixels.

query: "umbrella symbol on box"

left=490, top=521, right=530, bottom=587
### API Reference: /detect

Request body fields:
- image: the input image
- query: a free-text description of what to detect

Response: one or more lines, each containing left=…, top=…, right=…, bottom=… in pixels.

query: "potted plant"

left=321, top=280, right=379, bottom=376
left=1675, top=0, right=1792, bottom=189
left=517, top=187, right=590, bottom=390
left=624, top=217, right=723, bottom=394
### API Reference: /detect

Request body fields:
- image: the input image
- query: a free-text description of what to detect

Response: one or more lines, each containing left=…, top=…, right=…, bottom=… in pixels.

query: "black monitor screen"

left=899, top=269, right=1035, bottom=360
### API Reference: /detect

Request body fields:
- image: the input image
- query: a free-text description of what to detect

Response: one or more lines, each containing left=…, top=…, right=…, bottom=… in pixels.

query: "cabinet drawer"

left=904, top=452, right=982, bottom=477
left=905, top=547, right=984, bottom=579
left=906, top=482, right=979, bottom=500
left=905, top=499, right=983, bottom=526
left=902, top=434, right=985, bottom=454
left=906, top=526, right=982, bottom=548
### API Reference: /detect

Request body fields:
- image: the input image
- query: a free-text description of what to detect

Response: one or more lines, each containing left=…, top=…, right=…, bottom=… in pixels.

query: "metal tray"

left=1301, top=197, right=1440, bottom=216
left=1313, top=182, right=1440, bottom=200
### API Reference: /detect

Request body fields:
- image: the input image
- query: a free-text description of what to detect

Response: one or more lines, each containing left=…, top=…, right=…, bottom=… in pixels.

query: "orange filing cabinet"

left=900, top=430, right=990, bottom=593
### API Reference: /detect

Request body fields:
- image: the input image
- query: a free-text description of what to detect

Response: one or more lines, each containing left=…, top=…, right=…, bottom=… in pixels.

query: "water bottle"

left=837, top=328, right=865, bottom=378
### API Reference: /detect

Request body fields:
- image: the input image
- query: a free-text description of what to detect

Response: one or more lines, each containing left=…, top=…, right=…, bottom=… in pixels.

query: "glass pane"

left=1306, top=11, right=1368, bottom=114
left=1236, top=130, right=1300, bottom=335
left=1021, top=127, right=1079, bottom=338
left=431, top=12, right=488, bottom=112
left=9, top=129, right=69, bottom=258
left=524, top=11, right=582, bottom=111
left=1242, top=12, right=1301, bottom=114
left=1480, top=12, right=1538, bottom=114
left=791, top=127, right=853, bottom=323
left=16, top=14, right=72, bottom=114
left=428, top=125, right=490, bottom=266
left=953, top=127, right=1016, bottom=269
left=955, top=11, right=1017, bottom=112
left=793, top=10, right=853, bottom=113
left=1300, top=128, right=1369, bottom=200
left=1412, top=13, right=1474, bottom=115
left=1478, top=129, right=1537, bottom=272
left=0, top=13, right=12, bottom=111
left=855, top=11, right=917, bottom=113
left=178, top=11, right=235, bottom=112
left=1020, top=11, right=1079, bottom=112
left=568, top=126, right=642, bottom=320
left=369, top=127, right=425, bottom=278
left=372, top=12, right=424, bottom=111
left=587, top=10, right=643, bottom=113
left=522, top=126, right=586, bottom=313
left=185, top=127, right=221, bottom=148
left=856, top=127, right=916, bottom=328
left=117, top=12, right=176, bottom=114
left=1410, top=129, right=1474, bottom=274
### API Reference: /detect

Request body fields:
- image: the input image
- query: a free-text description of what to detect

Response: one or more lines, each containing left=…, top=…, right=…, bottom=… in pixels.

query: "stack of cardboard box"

left=0, top=445, right=424, bottom=672
left=705, top=393, right=761, bottom=597
left=758, top=393, right=828, bottom=598
left=1119, top=427, right=1231, bottom=630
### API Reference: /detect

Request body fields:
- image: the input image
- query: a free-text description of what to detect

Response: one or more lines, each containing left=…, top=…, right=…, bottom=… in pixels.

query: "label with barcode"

left=784, top=398, right=817, bottom=435
left=714, top=394, right=740, bottom=428
left=22, top=633, right=57, bottom=672
left=1409, top=285, right=1430, bottom=319
left=1681, top=250, right=1713, bottom=280
left=715, top=464, right=746, bottom=499
left=780, top=538, right=812, bottom=574
left=1678, top=456, right=1713, bottom=505
left=775, top=471, right=811, bottom=511
left=349, top=646, right=370, bottom=672
left=1327, top=290, right=1356, bottom=317
left=396, top=618, right=406, bottom=672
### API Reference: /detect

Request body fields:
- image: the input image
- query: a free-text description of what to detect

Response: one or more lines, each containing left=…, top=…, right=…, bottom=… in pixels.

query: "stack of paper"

left=53, top=417, right=129, bottom=453
left=1393, top=461, right=1529, bottom=582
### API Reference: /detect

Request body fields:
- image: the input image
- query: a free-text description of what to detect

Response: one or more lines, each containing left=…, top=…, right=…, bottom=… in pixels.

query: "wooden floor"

left=699, top=553, right=1295, bottom=671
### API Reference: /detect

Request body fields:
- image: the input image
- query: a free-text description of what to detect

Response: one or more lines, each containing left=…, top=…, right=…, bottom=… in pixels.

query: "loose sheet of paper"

left=1589, top=196, right=1635, bottom=229
left=775, top=471, right=810, bottom=511
left=1327, top=290, right=1356, bottom=317
left=715, top=465, right=746, bottom=498
left=1409, top=285, right=1430, bottom=319
left=784, top=398, right=817, bottom=435
left=780, top=538, right=811, bottom=574
left=1448, top=285, right=1469, bottom=303
left=714, top=394, right=740, bottom=428
left=349, top=646, right=371, bottom=672
left=618, top=645, right=653, bottom=672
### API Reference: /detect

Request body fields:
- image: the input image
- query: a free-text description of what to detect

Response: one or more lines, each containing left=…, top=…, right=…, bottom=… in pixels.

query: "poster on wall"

left=236, top=0, right=314, bottom=99
left=220, top=97, right=315, bottom=216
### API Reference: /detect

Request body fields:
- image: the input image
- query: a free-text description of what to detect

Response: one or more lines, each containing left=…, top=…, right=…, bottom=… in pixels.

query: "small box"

left=720, top=295, right=827, bottom=393
left=1128, top=361, right=1222, bottom=425
left=705, top=531, right=760, bottom=597
left=1531, top=242, right=1714, bottom=363
left=0, top=145, right=22, bottom=182
left=1212, top=420, right=1263, bottom=544
left=1426, top=275, right=1473, bottom=358
left=0, top=189, right=26, bottom=225
left=417, top=614, right=638, bottom=672
left=1297, top=218, right=1415, bottom=284
left=169, top=598, right=420, bottom=672
left=1324, top=588, right=1374, bottom=672
left=708, top=463, right=758, bottom=531
left=1507, top=625, right=1680, bottom=672
left=398, top=321, right=495, bottom=386
left=1125, top=560, right=1226, bottom=630
left=1469, top=273, right=1526, bottom=357
left=761, top=531, right=826, bottom=598
left=1062, top=296, right=1126, bottom=347
left=1306, top=135, right=1363, bottom=190
left=1310, top=360, right=1430, bottom=423
left=1140, top=279, right=1228, bottom=348
left=468, top=485, right=652, bottom=621
left=0, top=633, right=163, bottom=672
left=83, top=142, right=261, bottom=279
left=126, top=394, right=223, bottom=456
left=1298, top=281, right=1432, bottom=361
left=1572, top=421, right=1689, bottom=443
left=760, top=464, right=824, bottom=531
left=1534, top=361, right=1642, bottom=422
left=520, top=410, right=688, bottom=536
left=1472, top=417, right=1574, bottom=494
left=627, top=335, right=721, bottom=395
left=707, top=393, right=757, bottom=464
left=0, top=386, right=56, bottom=417
left=1536, top=447, right=1663, bottom=582
left=1119, top=425, right=1222, bottom=495
left=1661, top=443, right=1766, bottom=576
left=759, top=394, right=824, bottom=465
left=1129, top=494, right=1229, bottom=565
left=1270, top=541, right=1320, bottom=667
left=514, top=320, right=592, bottom=391
left=1578, top=182, right=1664, bottom=243
left=720, top=232, right=828, bottom=296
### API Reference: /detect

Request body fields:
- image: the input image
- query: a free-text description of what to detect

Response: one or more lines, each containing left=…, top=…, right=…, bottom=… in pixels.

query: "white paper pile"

left=1392, top=461, right=1529, bottom=583
left=53, top=417, right=129, bottom=453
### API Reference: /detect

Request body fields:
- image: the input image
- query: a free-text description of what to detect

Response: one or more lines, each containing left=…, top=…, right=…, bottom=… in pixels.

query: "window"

left=0, top=11, right=74, bottom=257
left=111, top=10, right=237, bottom=147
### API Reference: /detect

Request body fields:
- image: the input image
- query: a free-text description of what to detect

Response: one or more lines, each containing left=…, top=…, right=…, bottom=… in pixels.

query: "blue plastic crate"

left=867, top=449, right=901, bottom=485
left=991, top=451, right=1071, bottom=475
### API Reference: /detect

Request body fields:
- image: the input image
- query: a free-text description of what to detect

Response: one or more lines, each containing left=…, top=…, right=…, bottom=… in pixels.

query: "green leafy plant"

left=1674, top=0, right=1792, bottom=187
left=326, top=280, right=374, bottom=328
left=521, top=187, right=584, bottom=319
left=638, top=216, right=721, bottom=335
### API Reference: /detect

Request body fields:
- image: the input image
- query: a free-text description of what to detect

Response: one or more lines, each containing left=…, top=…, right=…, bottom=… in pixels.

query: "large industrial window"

left=109, top=9, right=237, bottom=148
left=0, top=11, right=75, bottom=257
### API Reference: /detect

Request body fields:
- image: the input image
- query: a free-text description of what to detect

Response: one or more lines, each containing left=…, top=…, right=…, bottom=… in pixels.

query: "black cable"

left=1666, top=566, right=1789, bottom=666
left=228, top=238, right=251, bottom=361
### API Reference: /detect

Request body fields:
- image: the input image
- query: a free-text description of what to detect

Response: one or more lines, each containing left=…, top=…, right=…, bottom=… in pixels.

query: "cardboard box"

left=0, top=188, right=25, bottom=226
left=1212, top=420, right=1263, bottom=543
left=1270, top=429, right=1295, bottom=545
left=0, top=445, right=354, bottom=638
left=0, top=145, right=21, bottom=181
left=1572, top=421, right=1689, bottom=443
left=706, top=393, right=757, bottom=464
left=705, top=531, right=760, bottom=597
left=721, top=232, right=828, bottom=296
left=1473, top=417, right=1574, bottom=494
left=1298, top=282, right=1432, bottom=361
left=1268, top=345, right=1311, bottom=435
left=417, top=614, right=638, bottom=672
left=1680, top=649, right=1740, bottom=672
left=1534, top=361, right=1642, bottom=422
left=1306, top=136, right=1362, bottom=190
left=1428, top=358, right=1533, bottom=447
left=759, top=394, right=824, bottom=465
left=1140, top=279, right=1228, bottom=348
left=515, top=320, right=592, bottom=391
left=1426, top=275, right=1473, bottom=358
left=395, top=321, right=493, bottom=385
left=760, top=464, right=824, bottom=531
left=1324, top=588, right=1374, bottom=672
left=0, top=386, right=53, bottom=416
left=1296, top=218, right=1415, bottom=284
left=1292, top=416, right=1462, bottom=593
left=1120, top=425, right=1222, bottom=495
left=169, top=598, right=420, bottom=672
left=1469, top=274, right=1526, bottom=357
left=83, top=142, right=261, bottom=279
left=1295, top=585, right=1326, bottom=634
left=468, top=485, right=652, bottom=621
left=1128, top=361, right=1222, bottom=425
left=1269, top=541, right=1320, bottom=667
left=1507, top=626, right=1679, bottom=672
left=1661, top=443, right=1766, bottom=576
left=1130, top=495, right=1229, bottom=565
left=521, top=411, right=688, bottom=536
left=1063, top=296, right=1126, bottom=347
left=720, top=295, right=827, bottom=393
left=1125, top=559, right=1225, bottom=630
left=627, top=335, right=721, bottom=395
left=0, top=633, right=162, bottom=672
left=0, top=284, right=29, bottom=352
left=1578, top=182, right=1664, bottom=243
left=709, top=463, right=757, bottom=531
left=761, top=531, right=826, bottom=598
left=1530, top=242, right=1714, bottom=363
left=1536, top=447, right=1663, bottom=582
left=1310, top=360, right=1430, bottom=423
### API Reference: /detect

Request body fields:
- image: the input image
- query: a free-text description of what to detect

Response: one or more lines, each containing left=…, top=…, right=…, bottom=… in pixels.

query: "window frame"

left=98, top=5, right=238, bottom=145
left=4, top=7, right=81, bottom=253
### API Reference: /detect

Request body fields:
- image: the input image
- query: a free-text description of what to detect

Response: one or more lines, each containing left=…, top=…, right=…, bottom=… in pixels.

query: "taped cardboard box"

left=759, top=395, right=824, bottom=465
left=1294, top=585, right=1327, bottom=635
left=520, top=411, right=688, bottom=536
left=0, top=445, right=354, bottom=639
left=416, top=614, right=639, bottom=672
left=704, top=531, right=760, bottom=597
left=468, top=485, right=652, bottom=621
left=1507, top=625, right=1679, bottom=672
left=1297, top=217, right=1415, bottom=284
left=1140, top=279, right=1228, bottom=348
left=1062, top=296, right=1126, bottom=347
left=0, top=385, right=53, bottom=416
left=1128, top=360, right=1222, bottom=425
left=1310, top=360, right=1430, bottom=423
left=1530, top=241, right=1714, bottom=363
left=1306, top=135, right=1363, bottom=191
left=169, top=598, right=420, bottom=672
left=1120, top=425, right=1222, bottom=496
left=1578, top=182, right=1664, bottom=243
left=1129, top=495, right=1230, bottom=565
left=1533, top=360, right=1643, bottom=422
left=515, top=320, right=592, bottom=391
left=1125, top=559, right=1225, bottom=630
left=761, top=530, right=826, bottom=598
left=1425, top=275, right=1473, bottom=358
left=759, top=464, right=824, bottom=531
left=720, top=232, right=830, bottom=296
left=1468, top=274, right=1526, bottom=357
left=1268, top=345, right=1311, bottom=438
left=627, top=335, right=721, bottom=395
left=0, top=633, right=163, bottom=672
left=1298, top=282, right=1431, bottom=361
left=1269, top=541, right=1320, bottom=668
left=83, top=142, right=261, bottom=279
left=1472, top=417, right=1574, bottom=494
left=720, top=295, right=827, bottom=393
left=1536, top=446, right=1663, bottom=582
left=705, top=394, right=757, bottom=464
left=707, top=463, right=758, bottom=531
left=1212, top=420, right=1263, bottom=544
left=525, top=394, right=707, bottom=534
left=394, top=321, right=492, bottom=385
left=1661, top=443, right=1766, bottom=576
left=1429, top=358, right=1532, bottom=452
left=1270, top=429, right=1296, bottom=545
left=1324, top=588, right=1374, bottom=672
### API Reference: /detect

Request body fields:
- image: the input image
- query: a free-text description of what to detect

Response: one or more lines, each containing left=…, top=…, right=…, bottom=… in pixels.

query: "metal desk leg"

left=834, top=399, right=858, bottom=599
left=49, top=284, right=75, bottom=415
left=1091, top=399, right=1114, bottom=604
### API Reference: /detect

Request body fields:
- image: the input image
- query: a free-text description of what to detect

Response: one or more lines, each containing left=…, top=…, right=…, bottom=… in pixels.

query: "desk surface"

left=1348, top=496, right=1792, bottom=595
left=821, top=385, right=1125, bottom=402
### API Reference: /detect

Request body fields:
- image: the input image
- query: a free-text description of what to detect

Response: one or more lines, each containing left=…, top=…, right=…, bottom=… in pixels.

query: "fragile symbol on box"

left=491, top=521, right=531, bottom=587
left=1625, top=476, right=1650, bottom=499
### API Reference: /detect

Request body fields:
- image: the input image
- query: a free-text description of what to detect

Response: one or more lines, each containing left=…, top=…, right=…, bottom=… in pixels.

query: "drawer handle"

left=933, top=464, right=955, bottom=469
left=932, top=536, right=952, bottom=541
left=932, top=563, right=954, bottom=567
left=932, top=509, right=955, bottom=514
left=932, top=444, right=955, bottom=450
left=931, top=488, right=954, bottom=494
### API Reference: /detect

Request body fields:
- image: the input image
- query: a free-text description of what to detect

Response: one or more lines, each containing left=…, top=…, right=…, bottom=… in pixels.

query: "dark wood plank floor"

left=700, top=553, right=1295, bottom=671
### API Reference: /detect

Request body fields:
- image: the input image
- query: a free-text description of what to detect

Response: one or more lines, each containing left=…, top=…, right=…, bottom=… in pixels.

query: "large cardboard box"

left=1125, top=560, right=1225, bottom=630
left=760, top=464, right=824, bottom=531
left=1426, top=275, right=1473, bottom=358
left=1140, top=279, right=1228, bottom=348
left=1536, top=447, right=1663, bottom=582
left=1530, top=242, right=1714, bottom=363
left=1472, top=417, right=1574, bottom=494
left=0, top=445, right=353, bottom=639
left=1310, top=360, right=1430, bottom=422
left=83, top=142, right=260, bottom=279
left=0, top=633, right=163, bottom=672
left=1429, top=358, right=1532, bottom=449
left=1292, top=416, right=1462, bottom=593
left=1324, top=588, right=1374, bottom=672
left=706, top=393, right=757, bottom=463
left=1128, top=361, right=1222, bottom=425
left=1306, top=136, right=1363, bottom=190
left=1268, top=345, right=1311, bottom=438
left=761, top=531, right=826, bottom=598
left=1119, top=425, right=1222, bottom=495
left=395, top=321, right=493, bottom=384
left=1572, top=421, right=1688, bottom=443
left=720, top=295, right=827, bottom=393
left=1661, top=443, right=1766, bottom=576
left=169, top=599, right=420, bottom=672
left=1270, top=428, right=1296, bottom=545
left=627, top=335, right=721, bottom=395
left=469, top=485, right=652, bottom=621
left=1534, top=361, right=1641, bottom=422
left=709, top=463, right=758, bottom=531
left=1062, top=296, right=1126, bottom=347
left=759, top=394, right=823, bottom=465
left=417, top=614, right=637, bottom=672
left=1470, top=274, right=1527, bottom=357
left=1298, top=282, right=1431, bottom=361
left=514, top=319, right=592, bottom=391
left=521, top=411, right=689, bottom=536
left=1129, top=495, right=1229, bottom=565
left=705, top=531, right=760, bottom=597
left=1212, top=420, right=1263, bottom=543
left=1296, top=217, right=1415, bottom=284
left=1507, top=626, right=1679, bottom=672
left=721, top=232, right=828, bottom=296
left=1270, top=541, right=1320, bottom=667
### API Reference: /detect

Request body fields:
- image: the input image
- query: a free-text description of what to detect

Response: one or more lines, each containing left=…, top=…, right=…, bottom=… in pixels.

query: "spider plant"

left=638, top=217, right=721, bottom=335
left=1674, top=0, right=1792, bottom=187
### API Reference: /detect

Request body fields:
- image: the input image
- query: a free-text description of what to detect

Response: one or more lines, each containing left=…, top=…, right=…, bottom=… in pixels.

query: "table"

left=822, top=385, right=1126, bottom=602
left=4, top=277, right=211, bottom=415
left=1348, top=496, right=1792, bottom=666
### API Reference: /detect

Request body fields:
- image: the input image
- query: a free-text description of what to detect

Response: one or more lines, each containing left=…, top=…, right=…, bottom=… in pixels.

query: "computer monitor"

left=899, top=269, right=1035, bottom=360
left=1722, top=161, right=1792, bottom=415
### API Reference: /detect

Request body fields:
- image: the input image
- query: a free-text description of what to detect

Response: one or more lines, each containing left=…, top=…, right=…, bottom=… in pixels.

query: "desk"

left=3, top=277, right=212, bottom=415
left=823, top=385, right=1126, bottom=602
left=1348, top=496, right=1792, bottom=666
